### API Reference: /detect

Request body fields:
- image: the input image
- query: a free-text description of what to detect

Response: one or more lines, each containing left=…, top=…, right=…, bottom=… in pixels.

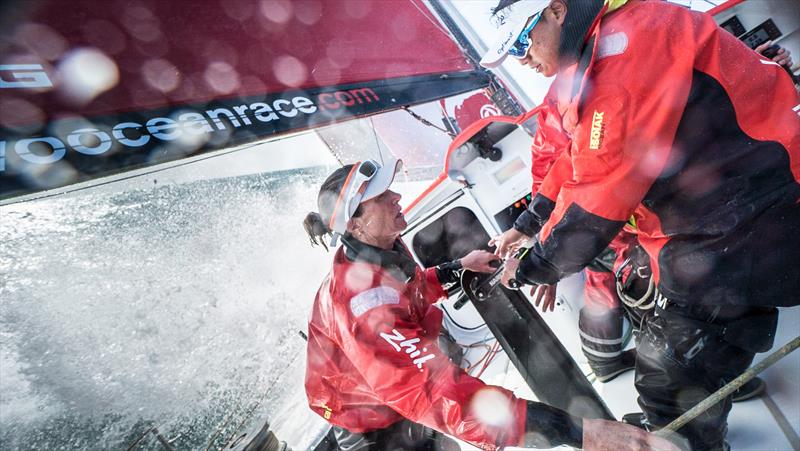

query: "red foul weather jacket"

left=517, top=0, right=800, bottom=308
left=305, top=238, right=526, bottom=450
left=516, top=74, right=635, bottom=311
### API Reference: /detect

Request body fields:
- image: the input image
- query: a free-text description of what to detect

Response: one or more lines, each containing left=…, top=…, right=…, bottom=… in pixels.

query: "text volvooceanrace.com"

left=0, top=87, right=380, bottom=171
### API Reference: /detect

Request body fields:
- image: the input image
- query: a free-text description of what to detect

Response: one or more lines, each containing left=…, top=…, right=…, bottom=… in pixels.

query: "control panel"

left=739, top=18, right=783, bottom=49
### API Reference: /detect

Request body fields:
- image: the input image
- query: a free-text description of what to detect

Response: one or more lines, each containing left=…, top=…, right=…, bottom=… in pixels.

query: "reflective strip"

left=579, top=330, right=623, bottom=345
left=582, top=345, right=622, bottom=358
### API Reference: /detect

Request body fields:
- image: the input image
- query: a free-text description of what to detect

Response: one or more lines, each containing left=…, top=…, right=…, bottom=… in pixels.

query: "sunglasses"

left=328, top=160, right=381, bottom=234
left=507, top=11, right=543, bottom=59
left=344, top=160, right=379, bottom=222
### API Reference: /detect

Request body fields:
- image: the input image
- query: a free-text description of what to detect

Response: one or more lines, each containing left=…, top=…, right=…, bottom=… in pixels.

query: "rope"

left=125, top=425, right=178, bottom=451
left=473, top=341, right=502, bottom=378
left=126, top=426, right=156, bottom=451
left=204, top=400, right=248, bottom=451
left=217, top=350, right=304, bottom=450
left=368, top=117, right=385, bottom=166
left=655, top=336, right=800, bottom=438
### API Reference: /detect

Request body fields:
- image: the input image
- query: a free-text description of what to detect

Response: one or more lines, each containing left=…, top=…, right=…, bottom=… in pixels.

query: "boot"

left=592, top=348, right=636, bottom=382
left=579, top=307, right=633, bottom=382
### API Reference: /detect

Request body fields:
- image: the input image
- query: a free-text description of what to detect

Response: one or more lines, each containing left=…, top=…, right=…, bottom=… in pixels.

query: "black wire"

left=441, top=303, right=487, bottom=331
left=401, top=106, right=455, bottom=137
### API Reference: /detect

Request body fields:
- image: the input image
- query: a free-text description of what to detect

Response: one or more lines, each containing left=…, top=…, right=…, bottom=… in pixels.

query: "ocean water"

left=0, top=168, right=335, bottom=450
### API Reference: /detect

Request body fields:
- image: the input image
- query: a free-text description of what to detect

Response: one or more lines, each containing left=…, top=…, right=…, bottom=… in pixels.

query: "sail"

left=0, top=0, right=490, bottom=198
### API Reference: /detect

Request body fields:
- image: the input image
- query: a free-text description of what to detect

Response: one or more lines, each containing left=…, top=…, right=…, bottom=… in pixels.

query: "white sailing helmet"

left=480, top=0, right=551, bottom=68
left=326, top=158, right=403, bottom=245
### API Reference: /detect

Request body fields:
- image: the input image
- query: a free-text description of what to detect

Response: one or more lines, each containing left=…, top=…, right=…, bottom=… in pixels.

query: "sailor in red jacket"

left=481, top=0, right=800, bottom=450
left=302, top=159, right=677, bottom=450
left=493, top=74, right=641, bottom=383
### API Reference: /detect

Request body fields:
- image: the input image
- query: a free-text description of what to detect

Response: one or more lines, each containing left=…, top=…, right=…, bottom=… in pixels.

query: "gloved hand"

left=520, top=401, right=583, bottom=449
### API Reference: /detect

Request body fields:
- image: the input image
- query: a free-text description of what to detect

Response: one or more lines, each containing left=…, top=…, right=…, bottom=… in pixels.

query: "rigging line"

left=219, top=350, right=305, bottom=450
left=126, top=425, right=157, bottom=451
left=407, top=0, right=457, bottom=42
left=206, top=330, right=308, bottom=451
left=368, top=117, right=384, bottom=166
left=204, top=399, right=249, bottom=451
left=313, top=130, right=345, bottom=167
left=465, top=344, right=493, bottom=373
left=410, top=0, right=485, bottom=68
left=1, top=134, right=298, bottom=207
left=657, top=336, right=800, bottom=438
left=401, top=106, right=455, bottom=137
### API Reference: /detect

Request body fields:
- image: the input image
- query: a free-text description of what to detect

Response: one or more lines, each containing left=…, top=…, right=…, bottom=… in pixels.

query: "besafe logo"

left=0, top=64, right=53, bottom=89
left=380, top=329, right=435, bottom=371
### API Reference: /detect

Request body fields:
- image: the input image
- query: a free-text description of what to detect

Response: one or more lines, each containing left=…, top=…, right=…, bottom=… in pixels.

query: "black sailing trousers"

left=634, top=302, right=778, bottom=451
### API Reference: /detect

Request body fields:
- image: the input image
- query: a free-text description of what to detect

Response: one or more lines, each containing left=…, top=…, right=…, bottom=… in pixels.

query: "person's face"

left=350, top=189, right=406, bottom=242
left=516, top=2, right=566, bottom=77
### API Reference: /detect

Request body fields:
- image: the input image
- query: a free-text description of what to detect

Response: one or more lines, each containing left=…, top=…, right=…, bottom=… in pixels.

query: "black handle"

left=453, top=293, right=470, bottom=310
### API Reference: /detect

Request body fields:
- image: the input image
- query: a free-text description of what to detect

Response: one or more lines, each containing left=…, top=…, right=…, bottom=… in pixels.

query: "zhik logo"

left=380, top=329, right=435, bottom=371
left=0, top=64, right=53, bottom=89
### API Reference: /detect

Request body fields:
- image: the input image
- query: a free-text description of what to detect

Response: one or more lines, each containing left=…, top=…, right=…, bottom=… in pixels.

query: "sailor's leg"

left=634, top=309, right=755, bottom=451
left=580, top=243, right=633, bottom=382
left=332, top=425, right=379, bottom=451
left=344, top=419, right=457, bottom=451
left=579, top=303, right=633, bottom=382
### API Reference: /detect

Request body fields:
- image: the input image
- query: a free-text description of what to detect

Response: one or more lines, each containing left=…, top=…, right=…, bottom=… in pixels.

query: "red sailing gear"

left=523, top=73, right=635, bottom=312
left=517, top=0, right=800, bottom=308
left=304, top=244, right=526, bottom=450
left=529, top=79, right=572, bottom=200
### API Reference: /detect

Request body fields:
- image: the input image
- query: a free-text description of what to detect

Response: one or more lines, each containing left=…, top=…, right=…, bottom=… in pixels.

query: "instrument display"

left=492, top=157, right=526, bottom=185
left=739, top=19, right=782, bottom=49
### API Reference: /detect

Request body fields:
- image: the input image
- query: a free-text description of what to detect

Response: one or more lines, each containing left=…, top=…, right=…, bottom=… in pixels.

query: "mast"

left=426, top=0, right=524, bottom=117
left=426, top=0, right=543, bottom=118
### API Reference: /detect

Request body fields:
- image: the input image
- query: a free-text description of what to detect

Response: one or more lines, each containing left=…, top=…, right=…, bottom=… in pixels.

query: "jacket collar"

left=341, top=234, right=418, bottom=283
left=557, top=0, right=605, bottom=68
